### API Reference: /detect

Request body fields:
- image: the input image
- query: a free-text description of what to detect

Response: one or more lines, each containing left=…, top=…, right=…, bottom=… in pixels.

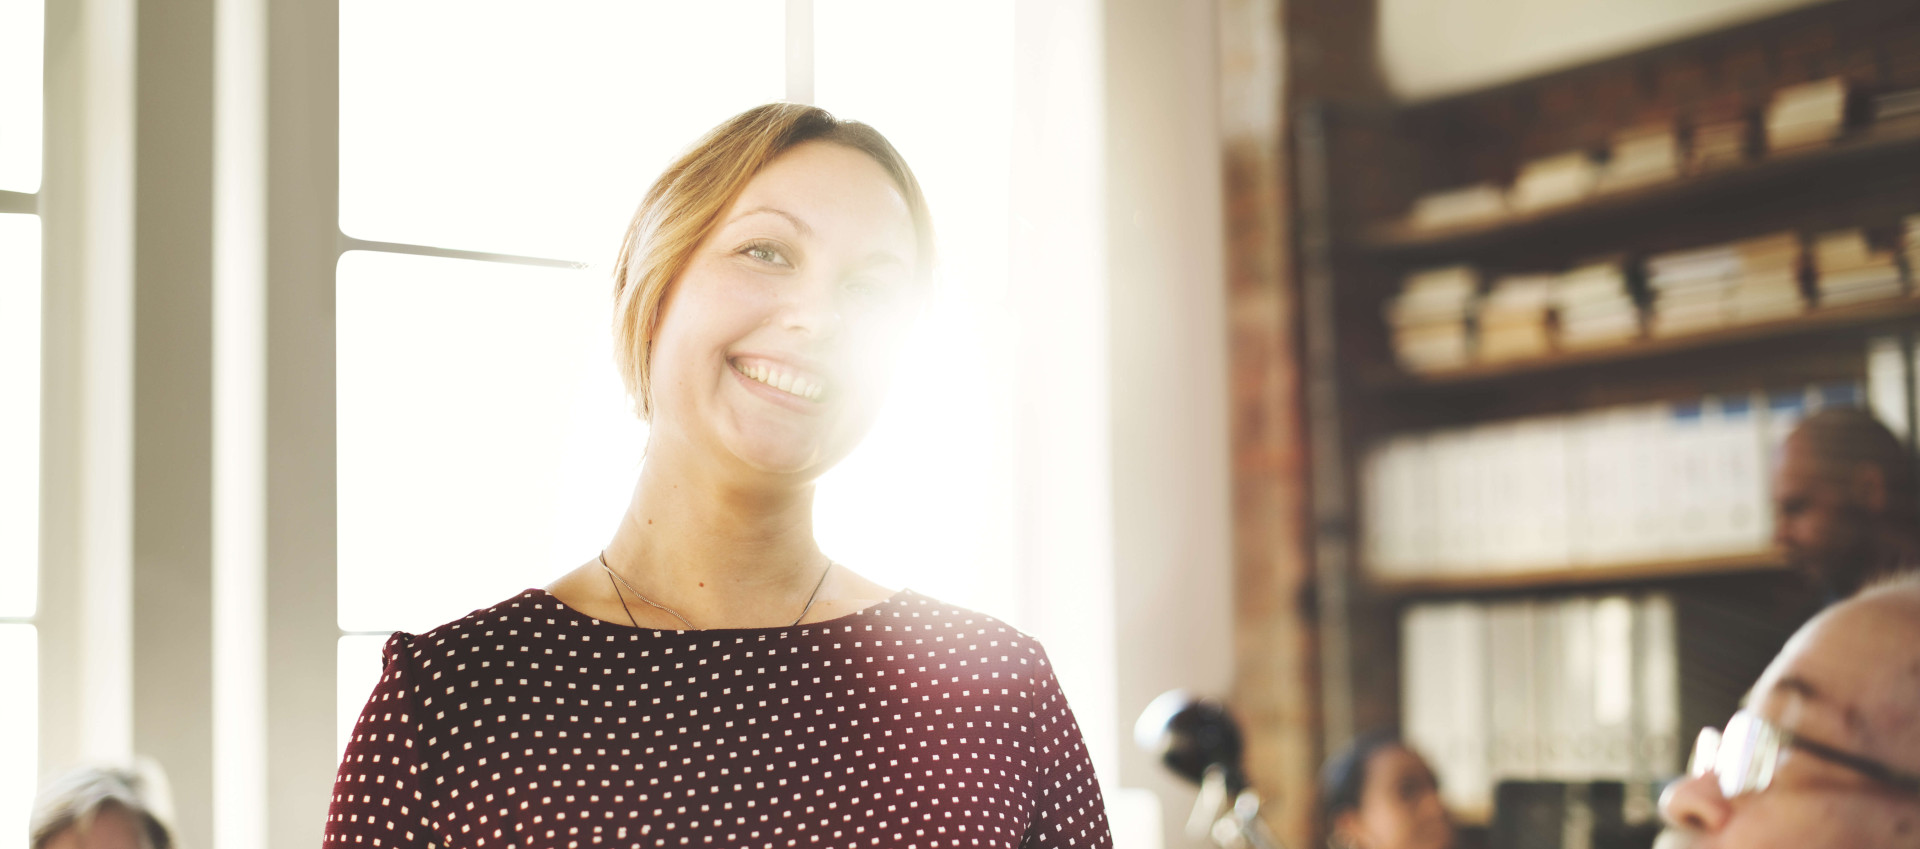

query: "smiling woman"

left=322, top=104, right=1113, bottom=849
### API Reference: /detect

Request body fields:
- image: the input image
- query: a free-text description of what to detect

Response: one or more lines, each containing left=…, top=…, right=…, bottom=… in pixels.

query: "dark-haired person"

left=1773, top=407, right=1920, bottom=600
left=324, top=104, right=1111, bottom=848
left=1321, top=732, right=1457, bottom=849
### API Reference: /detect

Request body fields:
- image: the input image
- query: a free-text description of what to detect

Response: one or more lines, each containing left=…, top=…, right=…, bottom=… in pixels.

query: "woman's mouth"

left=731, top=357, right=825, bottom=401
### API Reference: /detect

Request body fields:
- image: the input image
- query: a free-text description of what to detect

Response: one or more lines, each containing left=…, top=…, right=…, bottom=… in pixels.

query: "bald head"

left=1659, top=576, right=1920, bottom=849
left=1789, top=408, right=1914, bottom=503
left=1753, top=576, right=1920, bottom=761
left=1773, top=409, right=1919, bottom=597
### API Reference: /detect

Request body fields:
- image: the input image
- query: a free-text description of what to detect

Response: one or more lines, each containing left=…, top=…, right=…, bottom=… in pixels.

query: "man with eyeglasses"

left=1657, top=573, right=1920, bottom=847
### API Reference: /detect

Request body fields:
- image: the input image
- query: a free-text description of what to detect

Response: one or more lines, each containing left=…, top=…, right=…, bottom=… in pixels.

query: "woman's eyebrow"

left=861, top=250, right=908, bottom=270
left=728, top=207, right=812, bottom=236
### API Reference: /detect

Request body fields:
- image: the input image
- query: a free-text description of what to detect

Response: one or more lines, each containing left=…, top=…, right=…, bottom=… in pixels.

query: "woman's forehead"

left=730, top=143, right=913, bottom=238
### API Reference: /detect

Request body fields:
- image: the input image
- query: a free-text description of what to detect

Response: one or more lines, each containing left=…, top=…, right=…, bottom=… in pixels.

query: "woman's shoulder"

left=856, top=589, right=1061, bottom=671
left=384, top=588, right=600, bottom=665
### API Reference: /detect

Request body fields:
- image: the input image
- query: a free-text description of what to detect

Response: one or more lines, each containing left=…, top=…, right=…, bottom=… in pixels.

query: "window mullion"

left=339, top=234, right=583, bottom=270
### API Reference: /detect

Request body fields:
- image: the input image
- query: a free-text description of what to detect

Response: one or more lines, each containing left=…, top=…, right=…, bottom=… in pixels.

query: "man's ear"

left=1851, top=464, right=1887, bottom=513
left=1332, top=810, right=1366, bottom=849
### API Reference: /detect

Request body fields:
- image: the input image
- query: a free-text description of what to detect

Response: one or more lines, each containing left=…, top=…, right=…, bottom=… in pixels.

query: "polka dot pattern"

left=325, top=589, right=1112, bottom=848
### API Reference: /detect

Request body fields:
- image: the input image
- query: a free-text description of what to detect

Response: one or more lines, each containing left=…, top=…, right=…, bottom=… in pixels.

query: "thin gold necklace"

left=597, top=551, right=835, bottom=630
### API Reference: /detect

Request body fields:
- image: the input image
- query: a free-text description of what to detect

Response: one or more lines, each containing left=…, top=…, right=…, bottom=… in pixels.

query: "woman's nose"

left=1659, top=772, right=1732, bottom=835
left=778, top=275, right=844, bottom=340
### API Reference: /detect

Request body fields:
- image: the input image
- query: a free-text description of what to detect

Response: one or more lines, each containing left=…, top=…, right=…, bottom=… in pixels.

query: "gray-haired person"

left=29, top=766, right=174, bottom=849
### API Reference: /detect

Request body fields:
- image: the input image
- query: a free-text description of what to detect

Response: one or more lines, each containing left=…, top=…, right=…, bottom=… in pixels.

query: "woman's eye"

left=743, top=243, right=788, bottom=266
left=845, top=276, right=903, bottom=302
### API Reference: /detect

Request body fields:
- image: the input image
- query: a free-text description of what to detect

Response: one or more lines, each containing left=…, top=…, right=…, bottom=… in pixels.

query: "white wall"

left=1380, top=0, right=1836, bottom=101
left=1106, top=1, right=1238, bottom=847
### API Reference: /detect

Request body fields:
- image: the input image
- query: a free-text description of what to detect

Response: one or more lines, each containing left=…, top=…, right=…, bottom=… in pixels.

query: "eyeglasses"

left=1689, top=710, right=1920, bottom=799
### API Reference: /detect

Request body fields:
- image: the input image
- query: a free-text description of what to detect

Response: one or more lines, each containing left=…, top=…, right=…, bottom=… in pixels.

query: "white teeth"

left=738, top=361, right=823, bottom=401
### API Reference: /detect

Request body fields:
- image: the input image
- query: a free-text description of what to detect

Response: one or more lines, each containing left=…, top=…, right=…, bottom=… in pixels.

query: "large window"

left=335, top=1, right=1020, bottom=753
left=0, top=215, right=40, bottom=844
left=0, top=0, right=44, bottom=841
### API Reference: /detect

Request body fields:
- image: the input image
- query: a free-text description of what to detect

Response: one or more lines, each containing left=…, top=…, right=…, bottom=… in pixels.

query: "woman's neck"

left=600, top=441, right=830, bottom=628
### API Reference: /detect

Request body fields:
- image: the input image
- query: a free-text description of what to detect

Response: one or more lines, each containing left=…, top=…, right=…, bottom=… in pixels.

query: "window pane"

left=811, top=3, right=1018, bottom=613
left=339, top=1, right=785, bottom=261
left=0, top=215, right=40, bottom=618
left=0, top=626, right=36, bottom=847
left=336, top=634, right=387, bottom=761
left=0, top=0, right=43, bottom=192
left=336, top=251, right=643, bottom=633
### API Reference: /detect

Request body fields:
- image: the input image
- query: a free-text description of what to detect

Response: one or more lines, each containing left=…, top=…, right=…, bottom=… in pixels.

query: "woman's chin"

left=724, top=433, right=841, bottom=479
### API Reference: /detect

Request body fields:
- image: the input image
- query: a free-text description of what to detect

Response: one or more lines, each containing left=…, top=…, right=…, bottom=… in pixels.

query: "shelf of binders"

left=1368, top=550, right=1784, bottom=596
left=1353, top=121, right=1920, bottom=258
left=1357, top=381, right=1866, bottom=593
left=1364, top=295, right=1920, bottom=392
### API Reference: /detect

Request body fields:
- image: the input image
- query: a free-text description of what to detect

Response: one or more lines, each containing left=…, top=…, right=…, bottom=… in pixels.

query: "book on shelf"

left=1410, top=183, right=1508, bottom=232
left=1645, top=232, right=1807, bottom=336
left=1359, top=380, right=1866, bottom=580
left=1555, top=261, right=1640, bottom=349
left=1635, top=594, right=1682, bottom=779
left=1478, top=274, right=1556, bottom=362
left=1860, top=329, right=1920, bottom=447
left=1906, top=215, right=1920, bottom=276
left=1402, top=594, right=1681, bottom=819
left=1813, top=228, right=1906, bottom=306
left=1872, top=87, right=1920, bottom=134
left=1403, top=602, right=1492, bottom=818
left=1598, top=123, right=1681, bottom=193
left=1766, top=77, right=1848, bottom=152
left=1511, top=151, right=1602, bottom=212
left=1389, top=266, right=1480, bottom=372
left=1688, top=117, right=1750, bottom=174
left=1866, top=335, right=1914, bottom=442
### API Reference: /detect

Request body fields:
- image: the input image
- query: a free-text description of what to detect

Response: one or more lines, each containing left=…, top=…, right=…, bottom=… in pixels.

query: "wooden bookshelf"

left=1367, top=551, right=1786, bottom=596
left=1364, top=296, right=1920, bottom=393
left=1354, top=123, right=1920, bottom=258
left=1291, top=0, right=1920, bottom=775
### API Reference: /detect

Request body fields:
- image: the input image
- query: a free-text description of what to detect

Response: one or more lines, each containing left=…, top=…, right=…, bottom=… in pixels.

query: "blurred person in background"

left=1321, top=731, right=1458, bottom=849
left=30, top=765, right=174, bottom=849
left=1772, top=407, right=1920, bottom=600
left=1658, top=573, right=1920, bottom=848
left=325, top=103, right=1111, bottom=848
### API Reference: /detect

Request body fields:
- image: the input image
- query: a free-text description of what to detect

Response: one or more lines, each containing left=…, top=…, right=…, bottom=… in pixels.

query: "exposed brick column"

left=1219, top=0, right=1383, bottom=844
left=1218, top=1, right=1319, bottom=846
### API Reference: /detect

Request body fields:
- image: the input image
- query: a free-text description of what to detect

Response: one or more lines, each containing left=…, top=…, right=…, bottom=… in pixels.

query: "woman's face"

left=1337, top=746, right=1456, bottom=849
left=646, top=140, right=920, bottom=480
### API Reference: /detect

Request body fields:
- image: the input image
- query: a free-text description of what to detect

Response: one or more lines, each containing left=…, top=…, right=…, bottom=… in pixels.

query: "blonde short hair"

left=611, top=103, right=934, bottom=419
left=30, top=766, right=174, bottom=849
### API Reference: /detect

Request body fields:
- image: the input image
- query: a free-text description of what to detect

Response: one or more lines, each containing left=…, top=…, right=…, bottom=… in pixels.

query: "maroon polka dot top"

left=325, top=588, right=1112, bottom=849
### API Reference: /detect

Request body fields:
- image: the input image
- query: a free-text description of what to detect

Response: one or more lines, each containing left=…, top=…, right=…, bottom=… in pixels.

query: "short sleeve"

left=1021, top=646, right=1114, bottom=849
left=324, top=632, right=442, bottom=848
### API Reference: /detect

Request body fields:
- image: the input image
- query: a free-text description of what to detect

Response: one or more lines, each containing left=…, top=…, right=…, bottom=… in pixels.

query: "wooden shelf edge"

left=1367, top=551, right=1787, bottom=595
left=1365, top=295, right=1920, bottom=392
left=1352, top=123, right=1920, bottom=255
